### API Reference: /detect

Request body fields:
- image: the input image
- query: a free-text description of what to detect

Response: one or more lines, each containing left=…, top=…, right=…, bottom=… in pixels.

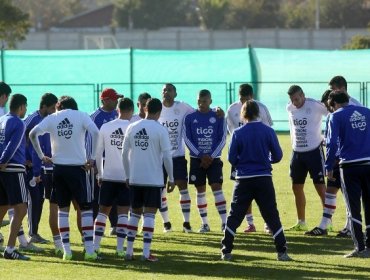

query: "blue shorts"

left=0, top=171, right=28, bottom=206
left=189, top=157, right=223, bottom=187
left=99, top=181, right=130, bottom=207
left=53, top=164, right=92, bottom=209
left=129, top=185, right=162, bottom=209
left=163, top=156, right=188, bottom=183
left=41, top=170, right=57, bottom=203
left=290, top=145, right=325, bottom=185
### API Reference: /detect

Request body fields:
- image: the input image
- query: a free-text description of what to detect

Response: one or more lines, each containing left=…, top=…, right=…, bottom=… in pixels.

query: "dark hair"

left=198, top=89, right=211, bottom=98
left=239, top=84, right=253, bottom=97
left=329, top=76, right=347, bottom=90
left=287, top=85, right=303, bottom=96
left=321, top=89, right=332, bottom=104
left=328, top=90, right=349, bottom=107
left=164, top=83, right=176, bottom=92
left=241, top=100, right=259, bottom=121
left=0, top=81, right=12, bottom=97
left=138, top=92, right=151, bottom=102
left=57, top=96, right=78, bottom=110
left=118, top=97, right=134, bottom=112
left=39, top=93, right=58, bottom=109
left=9, top=94, right=27, bottom=111
left=146, top=98, right=162, bottom=114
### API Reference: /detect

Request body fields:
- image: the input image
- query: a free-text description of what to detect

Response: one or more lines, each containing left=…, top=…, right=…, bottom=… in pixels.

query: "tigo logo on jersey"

left=162, top=119, right=179, bottom=131
left=293, top=118, right=307, bottom=128
left=134, top=128, right=149, bottom=150
left=110, top=128, right=124, bottom=149
left=57, top=118, right=73, bottom=139
left=350, top=111, right=366, bottom=131
left=196, top=126, right=214, bottom=138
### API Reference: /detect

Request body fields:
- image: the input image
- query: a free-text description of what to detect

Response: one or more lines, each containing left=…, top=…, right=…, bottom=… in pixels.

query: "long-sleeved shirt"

left=183, top=110, right=226, bottom=158
left=325, top=104, right=370, bottom=171
left=0, top=113, right=26, bottom=172
left=228, top=121, right=282, bottom=178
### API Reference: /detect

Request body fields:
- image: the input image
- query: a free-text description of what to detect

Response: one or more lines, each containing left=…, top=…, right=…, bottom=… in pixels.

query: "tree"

left=343, top=34, right=370, bottom=49
left=196, top=0, right=229, bottom=29
left=280, top=0, right=315, bottom=28
left=0, top=0, right=30, bottom=49
left=12, top=0, right=86, bottom=30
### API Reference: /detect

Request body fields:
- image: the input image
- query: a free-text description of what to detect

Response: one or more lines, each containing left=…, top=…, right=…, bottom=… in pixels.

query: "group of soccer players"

left=1, top=75, right=370, bottom=262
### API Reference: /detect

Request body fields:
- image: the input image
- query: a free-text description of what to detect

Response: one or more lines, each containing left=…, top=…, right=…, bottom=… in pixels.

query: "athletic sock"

left=159, top=188, right=170, bottom=223
left=126, top=213, right=140, bottom=256
left=93, top=212, right=107, bottom=251
left=179, top=189, right=191, bottom=222
left=81, top=210, right=94, bottom=254
left=213, top=190, right=227, bottom=225
left=245, top=214, right=254, bottom=226
left=58, top=210, right=71, bottom=254
left=142, top=213, right=155, bottom=258
left=319, top=192, right=336, bottom=229
left=116, top=214, right=128, bottom=252
left=17, top=226, right=28, bottom=246
left=197, top=192, right=209, bottom=225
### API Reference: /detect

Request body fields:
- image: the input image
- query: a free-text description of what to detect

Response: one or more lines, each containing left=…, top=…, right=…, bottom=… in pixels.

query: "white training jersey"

left=158, top=101, right=194, bottom=157
left=226, top=100, right=273, bottom=134
left=0, top=107, right=6, bottom=117
left=35, top=109, right=99, bottom=165
left=96, top=119, right=130, bottom=182
left=130, top=114, right=142, bottom=123
left=122, top=119, right=171, bottom=187
left=349, top=96, right=362, bottom=107
left=287, top=98, right=327, bottom=152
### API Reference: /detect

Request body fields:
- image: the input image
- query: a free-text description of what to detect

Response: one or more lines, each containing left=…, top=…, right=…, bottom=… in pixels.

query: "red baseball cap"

left=100, top=88, right=123, bottom=100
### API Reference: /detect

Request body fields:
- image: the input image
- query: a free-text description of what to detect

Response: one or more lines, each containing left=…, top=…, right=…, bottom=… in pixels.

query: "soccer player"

left=24, top=93, right=63, bottom=253
left=226, top=83, right=273, bottom=234
left=93, top=98, right=133, bottom=257
left=29, top=96, right=100, bottom=261
left=221, top=100, right=291, bottom=262
left=325, top=90, right=370, bottom=258
left=159, top=83, right=194, bottom=233
left=130, top=92, right=151, bottom=122
left=0, top=94, right=30, bottom=260
left=87, top=88, right=123, bottom=236
left=24, top=93, right=58, bottom=245
left=286, top=85, right=327, bottom=231
left=122, top=98, right=175, bottom=262
left=329, top=75, right=362, bottom=107
left=183, top=89, right=227, bottom=233
left=305, top=89, right=362, bottom=237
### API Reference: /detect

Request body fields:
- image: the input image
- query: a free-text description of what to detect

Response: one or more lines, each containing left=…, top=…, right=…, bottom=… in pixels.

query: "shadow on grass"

left=29, top=232, right=370, bottom=279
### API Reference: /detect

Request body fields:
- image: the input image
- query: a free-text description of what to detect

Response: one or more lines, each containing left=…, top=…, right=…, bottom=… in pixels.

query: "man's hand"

left=215, top=107, right=225, bottom=118
left=34, top=176, right=41, bottom=184
left=200, top=155, right=213, bottom=169
left=326, top=170, right=335, bottom=182
left=97, top=178, right=102, bottom=187
left=42, top=156, right=53, bottom=164
left=167, top=181, right=175, bottom=193
left=0, top=163, right=7, bottom=171
left=83, top=159, right=95, bottom=171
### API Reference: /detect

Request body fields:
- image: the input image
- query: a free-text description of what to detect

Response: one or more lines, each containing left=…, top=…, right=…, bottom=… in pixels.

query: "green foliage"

left=343, top=34, right=370, bottom=49
left=0, top=0, right=30, bottom=49
left=197, top=0, right=229, bottom=29
left=280, top=0, right=315, bottom=28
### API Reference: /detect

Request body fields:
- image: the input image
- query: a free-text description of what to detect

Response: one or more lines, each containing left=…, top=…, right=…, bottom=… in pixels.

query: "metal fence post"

left=130, top=46, right=134, bottom=100
left=1, top=46, right=5, bottom=81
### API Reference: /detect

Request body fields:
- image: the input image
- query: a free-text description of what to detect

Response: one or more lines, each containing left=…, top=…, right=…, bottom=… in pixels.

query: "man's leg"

left=5, top=203, right=28, bottom=257
left=210, top=183, right=227, bottom=231
left=177, top=180, right=192, bottom=232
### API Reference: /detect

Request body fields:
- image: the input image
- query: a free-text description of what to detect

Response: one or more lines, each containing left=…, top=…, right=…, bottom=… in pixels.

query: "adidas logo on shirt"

left=134, top=128, right=149, bottom=150
left=350, top=110, right=366, bottom=131
left=110, top=128, right=124, bottom=149
left=57, top=118, right=73, bottom=139
left=193, top=119, right=198, bottom=123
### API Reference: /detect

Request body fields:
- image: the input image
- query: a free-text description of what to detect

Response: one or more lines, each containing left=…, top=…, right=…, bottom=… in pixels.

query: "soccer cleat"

left=110, top=227, right=117, bottom=236
left=19, top=242, right=44, bottom=252
left=63, top=252, right=73, bottom=261
left=198, top=224, right=210, bottom=233
left=29, top=233, right=50, bottom=244
left=336, top=228, right=351, bottom=238
left=182, top=222, right=193, bottom=233
left=1, top=220, right=10, bottom=227
left=277, top=251, right=293, bottom=261
left=344, top=249, right=370, bottom=258
left=221, top=253, right=232, bottom=261
left=305, top=227, right=328, bottom=236
left=55, top=247, right=63, bottom=256
left=287, top=222, right=308, bottom=232
left=163, top=222, right=172, bottom=233
left=3, top=249, right=30, bottom=261
left=125, top=254, right=134, bottom=261
left=264, top=223, right=272, bottom=234
left=116, top=250, right=125, bottom=258
left=244, top=224, right=256, bottom=233
left=327, top=223, right=334, bottom=232
left=84, top=252, right=101, bottom=261
left=141, top=254, right=159, bottom=262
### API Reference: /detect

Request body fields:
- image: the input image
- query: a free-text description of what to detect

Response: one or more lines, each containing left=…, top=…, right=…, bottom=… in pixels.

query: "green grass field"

left=1, top=134, right=369, bottom=280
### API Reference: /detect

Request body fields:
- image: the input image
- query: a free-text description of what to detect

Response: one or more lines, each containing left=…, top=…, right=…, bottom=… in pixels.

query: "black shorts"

left=290, top=145, right=325, bottom=184
left=53, top=164, right=92, bottom=209
left=163, top=156, right=188, bottom=183
left=327, top=165, right=341, bottom=189
left=41, top=170, right=57, bottom=203
left=99, top=181, right=130, bottom=207
left=189, top=157, right=223, bottom=187
left=129, top=185, right=162, bottom=209
left=0, top=171, right=28, bottom=206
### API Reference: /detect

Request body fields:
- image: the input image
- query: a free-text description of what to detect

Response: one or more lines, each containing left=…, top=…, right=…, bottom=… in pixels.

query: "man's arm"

left=0, top=120, right=25, bottom=164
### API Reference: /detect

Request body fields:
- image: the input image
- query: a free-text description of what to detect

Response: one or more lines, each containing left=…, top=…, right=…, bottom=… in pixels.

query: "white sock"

left=179, top=189, right=191, bottom=222
left=245, top=214, right=254, bottom=226
left=126, top=213, right=140, bottom=256
left=197, top=192, right=209, bottom=225
left=319, top=192, right=336, bottom=229
left=159, top=188, right=170, bottom=223
left=213, top=190, right=227, bottom=224
left=58, top=211, right=71, bottom=255
left=81, top=210, right=94, bottom=254
left=116, top=214, right=128, bottom=251
left=142, top=213, right=155, bottom=258
left=93, top=212, right=107, bottom=251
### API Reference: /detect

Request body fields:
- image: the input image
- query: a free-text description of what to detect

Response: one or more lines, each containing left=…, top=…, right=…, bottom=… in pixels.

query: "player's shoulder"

left=305, top=98, right=324, bottom=107
left=227, top=101, right=241, bottom=112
